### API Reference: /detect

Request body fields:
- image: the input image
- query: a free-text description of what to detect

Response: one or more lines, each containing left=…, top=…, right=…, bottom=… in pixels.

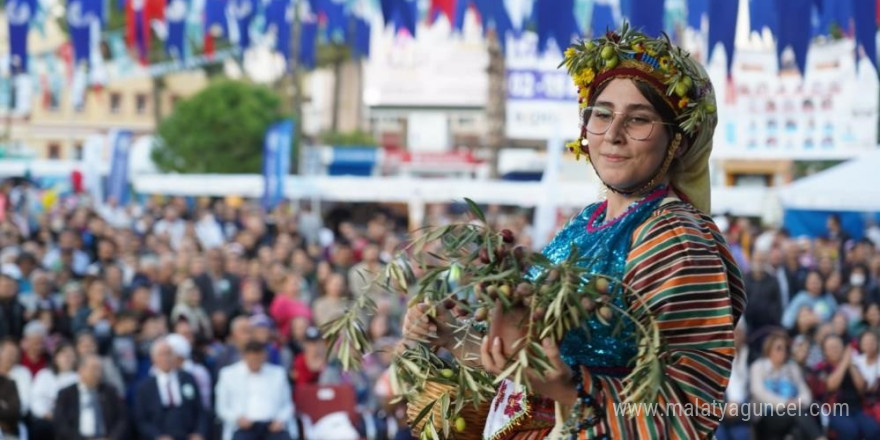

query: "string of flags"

left=2, top=0, right=879, bottom=114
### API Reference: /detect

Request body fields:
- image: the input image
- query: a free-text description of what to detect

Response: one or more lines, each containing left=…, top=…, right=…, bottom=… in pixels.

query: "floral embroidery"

left=504, top=392, right=524, bottom=417
left=493, top=381, right=508, bottom=412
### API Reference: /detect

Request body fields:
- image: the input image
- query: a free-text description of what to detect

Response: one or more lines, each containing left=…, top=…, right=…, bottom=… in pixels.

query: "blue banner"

left=687, top=0, right=708, bottom=29
left=166, top=0, right=189, bottom=59
left=854, top=0, right=878, bottom=71
left=777, top=0, right=812, bottom=74
left=7, top=0, right=37, bottom=74
left=230, top=0, right=255, bottom=49
left=68, top=0, right=99, bottom=66
left=107, top=130, right=133, bottom=204
left=708, top=0, right=738, bottom=74
left=300, top=20, right=318, bottom=69
left=262, top=119, right=294, bottom=211
left=265, top=0, right=291, bottom=59
left=532, top=0, right=578, bottom=53
left=206, top=0, right=229, bottom=39
left=629, top=0, right=664, bottom=37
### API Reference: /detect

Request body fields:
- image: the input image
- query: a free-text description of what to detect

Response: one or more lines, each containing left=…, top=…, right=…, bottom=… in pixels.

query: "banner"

left=83, top=134, right=104, bottom=202
left=166, top=0, right=188, bottom=59
left=505, top=32, right=579, bottom=141
left=7, top=0, right=37, bottom=74
left=107, top=130, right=133, bottom=204
left=262, top=119, right=294, bottom=210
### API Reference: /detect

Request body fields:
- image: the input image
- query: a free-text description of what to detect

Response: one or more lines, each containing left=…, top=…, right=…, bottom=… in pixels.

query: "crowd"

left=0, top=180, right=536, bottom=440
left=719, top=214, right=880, bottom=440
left=7, top=177, right=880, bottom=440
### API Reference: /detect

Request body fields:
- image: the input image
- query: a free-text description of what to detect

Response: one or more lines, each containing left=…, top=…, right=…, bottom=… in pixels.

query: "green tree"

left=152, top=80, right=288, bottom=173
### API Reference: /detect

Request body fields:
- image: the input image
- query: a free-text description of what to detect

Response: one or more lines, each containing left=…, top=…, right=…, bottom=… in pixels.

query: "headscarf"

left=561, top=23, right=717, bottom=213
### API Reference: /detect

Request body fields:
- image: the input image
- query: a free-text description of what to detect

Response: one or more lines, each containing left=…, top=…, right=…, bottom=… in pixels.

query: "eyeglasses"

left=584, top=106, right=676, bottom=141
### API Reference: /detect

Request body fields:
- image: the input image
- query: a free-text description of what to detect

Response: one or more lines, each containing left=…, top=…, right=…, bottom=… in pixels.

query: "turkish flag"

left=429, top=0, right=455, bottom=24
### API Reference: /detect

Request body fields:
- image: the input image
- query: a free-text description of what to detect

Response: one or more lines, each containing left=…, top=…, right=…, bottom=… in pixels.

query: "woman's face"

left=823, top=337, right=844, bottom=364
left=55, top=346, right=76, bottom=372
left=585, top=78, right=672, bottom=191
left=87, top=282, right=106, bottom=304
left=867, top=304, right=880, bottom=326
left=805, top=272, right=823, bottom=295
left=768, top=338, right=788, bottom=366
left=792, top=340, right=809, bottom=363
left=860, top=332, right=879, bottom=356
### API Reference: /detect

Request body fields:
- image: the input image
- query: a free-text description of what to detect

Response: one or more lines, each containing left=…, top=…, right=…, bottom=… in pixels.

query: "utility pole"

left=289, top=0, right=304, bottom=174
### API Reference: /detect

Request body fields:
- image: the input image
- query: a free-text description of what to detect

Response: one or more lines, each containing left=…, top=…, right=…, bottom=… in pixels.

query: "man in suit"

left=54, top=354, right=129, bottom=440
left=215, top=341, right=293, bottom=440
left=135, top=338, right=209, bottom=440
left=0, top=375, right=20, bottom=440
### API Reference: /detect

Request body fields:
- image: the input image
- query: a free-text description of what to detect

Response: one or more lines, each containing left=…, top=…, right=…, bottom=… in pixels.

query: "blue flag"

left=166, top=0, right=189, bottom=59
left=262, top=120, right=294, bottom=211
left=265, top=0, right=290, bottom=59
left=68, top=0, right=100, bottom=67
left=7, top=0, right=37, bottom=74
left=777, top=0, right=812, bottom=74
left=230, top=0, right=256, bottom=49
left=853, top=0, right=877, bottom=70
left=708, top=0, right=738, bottom=74
left=532, top=0, right=578, bottom=53
left=300, top=20, right=318, bottom=69
left=206, top=0, right=229, bottom=39
left=107, top=130, right=133, bottom=205
left=629, top=0, right=664, bottom=36
left=687, top=0, right=708, bottom=30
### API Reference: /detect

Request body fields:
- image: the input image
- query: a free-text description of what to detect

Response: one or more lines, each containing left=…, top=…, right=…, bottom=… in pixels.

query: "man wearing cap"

left=291, top=327, right=326, bottom=386
left=0, top=264, right=25, bottom=340
left=215, top=341, right=294, bottom=440
left=135, top=338, right=209, bottom=440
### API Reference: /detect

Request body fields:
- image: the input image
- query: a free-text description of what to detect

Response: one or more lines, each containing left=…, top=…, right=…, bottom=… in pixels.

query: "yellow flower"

left=633, top=43, right=645, bottom=53
left=659, top=56, right=672, bottom=71
left=564, top=47, right=577, bottom=59
left=645, top=47, right=658, bottom=57
left=678, top=97, right=690, bottom=109
left=575, top=68, right=595, bottom=86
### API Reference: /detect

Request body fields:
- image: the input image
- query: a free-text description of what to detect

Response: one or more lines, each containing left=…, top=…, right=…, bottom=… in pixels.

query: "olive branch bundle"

left=322, top=200, right=666, bottom=438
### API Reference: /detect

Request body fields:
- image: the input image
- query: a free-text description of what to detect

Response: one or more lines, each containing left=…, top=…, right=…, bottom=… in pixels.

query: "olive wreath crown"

left=561, top=22, right=717, bottom=158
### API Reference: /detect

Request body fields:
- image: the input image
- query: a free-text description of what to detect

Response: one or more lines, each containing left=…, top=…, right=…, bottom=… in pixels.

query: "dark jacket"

left=134, top=370, right=209, bottom=440
left=194, top=273, right=240, bottom=316
left=54, top=382, right=129, bottom=440
left=0, top=376, right=20, bottom=435
left=0, top=298, right=26, bottom=340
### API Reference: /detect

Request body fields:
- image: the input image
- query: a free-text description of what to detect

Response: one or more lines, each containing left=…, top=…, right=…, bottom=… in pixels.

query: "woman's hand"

left=402, top=302, right=454, bottom=349
left=480, top=305, right=578, bottom=406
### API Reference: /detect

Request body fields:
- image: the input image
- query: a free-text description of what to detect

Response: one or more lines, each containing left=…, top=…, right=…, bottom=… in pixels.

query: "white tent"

left=780, top=150, right=880, bottom=212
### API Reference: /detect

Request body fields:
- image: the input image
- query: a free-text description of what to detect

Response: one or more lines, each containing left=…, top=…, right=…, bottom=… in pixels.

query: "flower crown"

left=561, top=23, right=716, bottom=157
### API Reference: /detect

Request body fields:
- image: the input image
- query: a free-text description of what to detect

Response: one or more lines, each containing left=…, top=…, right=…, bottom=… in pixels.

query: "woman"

left=312, top=272, right=350, bottom=328
left=818, top=334, right=880, bottom=438
left=857, top=330, right=880, bottom=424
left=404, top=26, right=746, bottom=439
left=749, top=332, right=825, bottom=440
left=29, top=343, right=79, bottom=440
left=783, top=270, right=837, bottom=329
left=170, top=278, right=213, bottom=340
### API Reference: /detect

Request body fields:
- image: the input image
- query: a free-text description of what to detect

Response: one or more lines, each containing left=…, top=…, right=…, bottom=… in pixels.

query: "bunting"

left=628, top=0, right=664, bottom=37
left=532, top=0, right=578, bottom=53
left=68, top=0, right=99, bottom=68
left=854, top=0, right=878, bottom=70
left=708, top=0, right=738, bottom=74
left=7, top=0, right=37, bottom=74
left=749, top=0, right=778, bottom=35
left=229, top=0, right=256, bottom=49
left=429, top=0, right=456, bottom=24
left=165, top=0, right=188, bottom=59
left=777, top=0, right=812, bottom=74
left=686, top=0, right=707, bottom=30
left=592, top=0, right=620, bottom=37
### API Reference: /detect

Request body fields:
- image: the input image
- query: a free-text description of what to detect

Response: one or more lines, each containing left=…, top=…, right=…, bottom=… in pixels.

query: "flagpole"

left=290, top=0, right=303, bottom=176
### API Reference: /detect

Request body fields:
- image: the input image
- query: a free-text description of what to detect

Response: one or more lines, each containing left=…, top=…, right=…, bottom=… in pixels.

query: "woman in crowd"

left=170, top=278, right=213, bottom=340
left=784, top=270, right=837, bottom=329
left=28, top=342, right=78, bottom=440
left=818, top=334, right=880, bottom=438
left=750, top=332, right=825, bottom=440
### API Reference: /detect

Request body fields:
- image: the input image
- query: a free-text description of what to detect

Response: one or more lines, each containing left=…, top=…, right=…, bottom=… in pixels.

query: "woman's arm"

left=826, top=356, right=850, bottom=392
left=748, top=361, right=787, bottom=405
left=568, top=212, right=746, bottom=439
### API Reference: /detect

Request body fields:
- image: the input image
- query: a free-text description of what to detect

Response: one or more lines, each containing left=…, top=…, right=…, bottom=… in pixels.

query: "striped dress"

left=505, top=199, right=747, bottom=440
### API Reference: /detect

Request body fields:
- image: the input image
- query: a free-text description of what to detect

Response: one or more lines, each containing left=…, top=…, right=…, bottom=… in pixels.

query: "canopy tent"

left=779, top=151, right=880, bottom=238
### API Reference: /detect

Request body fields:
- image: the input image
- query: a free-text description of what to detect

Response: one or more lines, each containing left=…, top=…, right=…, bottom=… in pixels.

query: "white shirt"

left=215, top=361, right=293, bottom=440
left=77, top=383, right=103, bottom=438
left=855, top=353, right=880, bottom=389
left=6, top=365, right=32, bottom=415
left=155, top=371, right=182, bottom=407
left=29, top=369, right=78, bottom=418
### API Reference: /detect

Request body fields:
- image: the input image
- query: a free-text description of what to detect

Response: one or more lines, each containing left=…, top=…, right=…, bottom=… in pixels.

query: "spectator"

left=214, top=316, right=253, bottom=372
left=56, top=283, right=87, bottom=339
left=42, top=229, right=89, bottom=275
left=716, top=322, right=750, bottom=440
left=249, top=315, right=282, bottom=366
left=312, top=273, right=349, bottom=328
left=269, top=274, right=310, bottom=342
left=291, top=326, right=326, bottom=386
left=21, top=270, right=59, bottom=319
left=171, top=278, right=213, bottom=341
left=29, top=342, right=78, bottom=440
left=0, top=265, right=25, bottom=340
left=749, top=332, right=825, bottom=440
left=0, top=338, right=31, bottom=416
left=855, top=330, right=880, bottom=390
left=165, top=332, right=213, bottom=410
left=20, top=321, right=49, bottom=377
left=840, top=286, right=867, bottom=335
left=745, top=250, right=784, bottom=360
left=783, top=270, right=838, bottom=329
left=818, top=334, right=880, bottom=438
left=238, top=277, right=268, bottom=316
left=74, top=331, right=125, bottom=398
left=79, top=279, right=114, bottom=346
left=0, top=374, right=20, bottom=440
left=856, top=302, right=880, bottom=336
left=109, top=312, right=139, bottom=385
left=54, top=354, right=129, bottom=440
left=195, top=249, right=240, bottom=317
left=215, top=341, right=294, bottom=440
left=135, top=338, right=209, bottom=440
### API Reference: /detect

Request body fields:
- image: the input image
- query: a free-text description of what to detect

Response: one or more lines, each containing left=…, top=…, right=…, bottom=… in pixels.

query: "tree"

left=151, top=80, right=288, bottom=173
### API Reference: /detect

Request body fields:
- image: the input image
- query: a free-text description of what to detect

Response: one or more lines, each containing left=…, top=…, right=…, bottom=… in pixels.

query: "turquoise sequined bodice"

left=536, top=188, right=667, bottom=375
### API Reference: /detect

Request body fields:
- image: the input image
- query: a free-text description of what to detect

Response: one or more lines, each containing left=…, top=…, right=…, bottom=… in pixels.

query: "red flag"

left=71, top=171, right=84, bottom=194
left=429, top=0, right=456, bottom=24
